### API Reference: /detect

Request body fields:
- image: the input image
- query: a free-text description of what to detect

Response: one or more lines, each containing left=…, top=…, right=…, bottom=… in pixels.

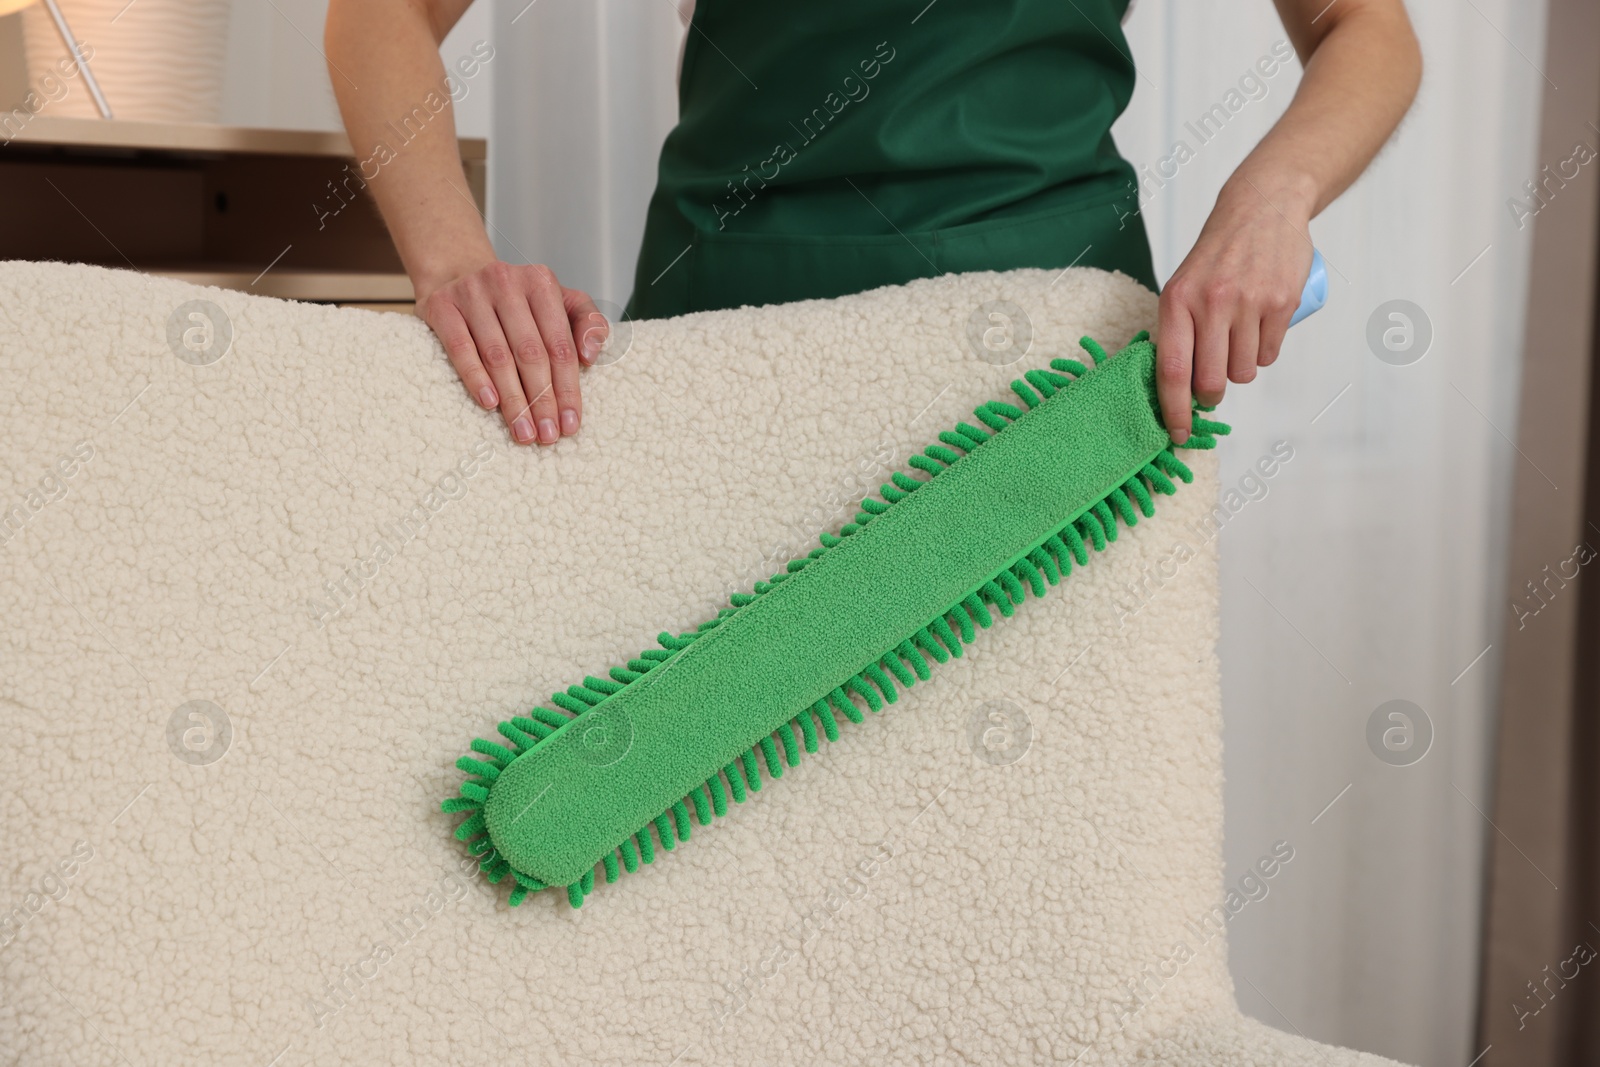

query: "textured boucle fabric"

left=0, top=260, right=1410, bottom=1067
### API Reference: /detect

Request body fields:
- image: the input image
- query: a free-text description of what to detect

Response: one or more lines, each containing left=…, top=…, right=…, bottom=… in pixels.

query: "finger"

left=1227, top=313, right=1260, bottom=385
left=490, top=278, right=560, bottom=446
left=1257, top=289, right=1295, bottom=368
left=526, top=268, right=582, bottom=437
left=460, top=286, right=533, bottom=445
left=428, top=300, right=498, bottom=410
left=1156, top=289, right=1195, bottom=445
left=564, top=287, right=607, bottom=366
left=1191, top=302, right=1231, bottom=412
left=1258, top=306, right=1291, bottom=369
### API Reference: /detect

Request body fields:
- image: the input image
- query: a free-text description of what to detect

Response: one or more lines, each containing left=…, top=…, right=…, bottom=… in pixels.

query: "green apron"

left=624, top=0, right=1154, bottom=320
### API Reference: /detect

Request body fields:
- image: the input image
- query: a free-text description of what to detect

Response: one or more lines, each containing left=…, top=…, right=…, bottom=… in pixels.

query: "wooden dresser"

left=1, top=115, right=485, bottom=312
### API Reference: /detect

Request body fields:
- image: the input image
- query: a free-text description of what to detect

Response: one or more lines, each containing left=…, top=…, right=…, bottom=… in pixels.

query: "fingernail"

left=512, top=416, right=533, bottom=443
left=538, top=417, right=558, bottom=444
left=477, top=386, right=497, bottom=408
left=581, top=318, right=607, bottom=362
left=560, top=408, right=579, bottom=435
left=1171, top=428, right=1189, bottom=445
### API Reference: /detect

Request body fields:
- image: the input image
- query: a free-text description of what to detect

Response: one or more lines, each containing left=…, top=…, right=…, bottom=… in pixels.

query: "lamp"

left=0, top=0, right=113, bottom=118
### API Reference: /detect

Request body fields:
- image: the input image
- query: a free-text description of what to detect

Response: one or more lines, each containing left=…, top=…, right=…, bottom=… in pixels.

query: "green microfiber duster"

left=444, top=332, right=1228, bottom=907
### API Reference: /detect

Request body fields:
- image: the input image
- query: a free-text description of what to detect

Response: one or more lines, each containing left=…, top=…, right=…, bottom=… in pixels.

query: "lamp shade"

left=20, top=0, right=231, bottom=121
left=0, top=0, right=37, bottom=17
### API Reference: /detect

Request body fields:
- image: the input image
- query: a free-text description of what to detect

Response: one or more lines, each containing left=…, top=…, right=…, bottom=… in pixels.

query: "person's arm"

left=1155, top=0, right=1422, bottom=442
left=325, top=0, right=606, bottom=446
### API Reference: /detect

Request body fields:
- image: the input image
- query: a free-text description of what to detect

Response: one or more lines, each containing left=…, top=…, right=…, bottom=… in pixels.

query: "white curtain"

left=1117, top=3, right=1544, bottom=1065
left=487, top=2, right=1547, bottom=1063
left=488, top=0, right=681, bottom=310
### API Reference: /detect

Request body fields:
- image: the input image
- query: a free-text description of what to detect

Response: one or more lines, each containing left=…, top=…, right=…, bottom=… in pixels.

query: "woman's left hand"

left=1155, top=175, right=1315, bottom=444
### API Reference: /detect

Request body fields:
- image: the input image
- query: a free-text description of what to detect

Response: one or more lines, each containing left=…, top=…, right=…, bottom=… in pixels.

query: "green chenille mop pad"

left=444, top=332, right=1228, bottom=907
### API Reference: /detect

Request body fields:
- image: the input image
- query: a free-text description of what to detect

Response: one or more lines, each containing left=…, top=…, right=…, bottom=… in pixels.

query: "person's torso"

left=625, top=0, right=1153, bottom=318
left=662, top=0, right=1140, bottom=238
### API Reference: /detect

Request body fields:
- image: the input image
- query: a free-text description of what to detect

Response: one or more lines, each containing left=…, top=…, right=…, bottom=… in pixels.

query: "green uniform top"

left=625, top=0, right=1154, bottom=320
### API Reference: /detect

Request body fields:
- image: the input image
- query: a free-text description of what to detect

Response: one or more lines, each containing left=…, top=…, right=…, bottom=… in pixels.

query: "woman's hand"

left=417, top=261, right=609, bottom=446
left=325, top=1, right=609, bottom=446
left=1155, top=176, right=1313, bottom=444
left=1153, top=0, right=1422, bottom=442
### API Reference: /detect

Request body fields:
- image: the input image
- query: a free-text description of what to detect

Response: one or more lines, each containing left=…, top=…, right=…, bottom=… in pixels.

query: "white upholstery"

left=0, top=261, right=1410, bottom=1066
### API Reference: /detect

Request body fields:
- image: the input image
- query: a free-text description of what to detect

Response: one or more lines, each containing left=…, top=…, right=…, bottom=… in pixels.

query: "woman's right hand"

left=325, top=1, right=610, bottom=445
left=416, top=260, right=609, bottom=446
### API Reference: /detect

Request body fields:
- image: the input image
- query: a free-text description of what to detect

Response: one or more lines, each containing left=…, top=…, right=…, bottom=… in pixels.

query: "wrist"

left=409, top=240, right=498, bottom=304
left=1218, top=164, right=1319, bottom=226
